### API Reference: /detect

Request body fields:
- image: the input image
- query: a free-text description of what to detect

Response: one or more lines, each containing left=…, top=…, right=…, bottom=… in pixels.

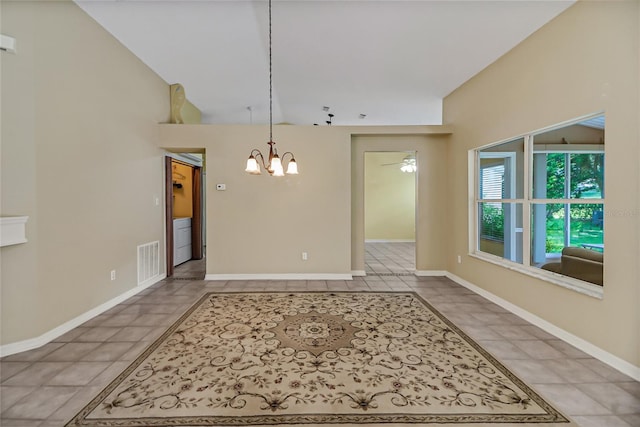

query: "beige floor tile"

left=98, top=313, right=140, bottom=326
left=41, top=343, right=101, bottom=362
left=0, top=362, right=30, bottom=382
left=89, top=361, right=130, bottom=388
left=47, top=385, right=104, bottom=422
left=1, top=343, right=63, bottom=363
left=571, top=415, right=633, bottom=427
left=456, top=324, right=504, bottom=340
left=533, top=384, right=611, bottom=416
left=52, top=328, right=87, bottom=343
left=2, top=386, right=79, bottom=419
left=75, top=327, right=121, bottom=342
left=545, top=359, right=609, bottom=383
left=512, top=340, right=567, bottom=359
left=618, top=381, right=640, bottom=399
left=1, top=419, right=45, bottom=426
left=620, top=413, right=640, bottom=426
left=46, top=362, right=111, bottom=386
left=0, top=386, right=36, bottom=412
left=106, top=326, right=156, bottom=342
left=488, top=325, right=539, bottom=340
left=577, top=359, right=637, bottom=382
left=546, top=339, right=592, bottom=359
left=575, top=383, right=640, bottom=414
left=130, top=313, right=174, bottom=326
left=476, top=340, right=530, bottom=360
left=502, top=359, right=567, bottom=384
left=2, top=362, right=72, bottom=386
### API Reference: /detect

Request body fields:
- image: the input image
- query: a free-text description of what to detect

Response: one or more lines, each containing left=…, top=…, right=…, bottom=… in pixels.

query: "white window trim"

left=469, top=113, right=605, bottom=298
left=469, top=251, right=603, bottom=299
left=478, top=152, right=518, bottom=260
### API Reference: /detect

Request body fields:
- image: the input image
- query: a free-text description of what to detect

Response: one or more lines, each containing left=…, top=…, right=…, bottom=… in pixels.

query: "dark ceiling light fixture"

left=326, top=113, right=334, bottom=126
left=315, top=107, right=334, bottom=126
left=245, top=0, right=298, bottom=177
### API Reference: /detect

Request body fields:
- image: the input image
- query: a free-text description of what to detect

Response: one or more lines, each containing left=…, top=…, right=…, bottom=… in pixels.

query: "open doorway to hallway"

left=364, top=151, right=416, bottom=275
left=165, top=152, right=206, bottom=279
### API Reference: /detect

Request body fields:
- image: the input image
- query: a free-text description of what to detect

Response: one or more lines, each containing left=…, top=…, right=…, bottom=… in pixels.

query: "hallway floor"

left=1, top=245, right=639, bottom=426
left=365, top=241, right=415, bottom=275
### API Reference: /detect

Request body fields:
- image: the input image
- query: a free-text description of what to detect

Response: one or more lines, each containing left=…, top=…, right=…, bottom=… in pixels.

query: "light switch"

left=216, top=184, right=226, bottom=191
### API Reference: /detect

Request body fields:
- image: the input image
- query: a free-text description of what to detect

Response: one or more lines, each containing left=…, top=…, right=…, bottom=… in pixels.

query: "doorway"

left=165, top=154, right=205, bottom=278
left=364, top=151, right=417, bottom=274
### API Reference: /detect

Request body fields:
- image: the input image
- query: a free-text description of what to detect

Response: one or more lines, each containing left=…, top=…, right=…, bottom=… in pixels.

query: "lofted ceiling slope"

left=76, top=0, right=574, bottom=126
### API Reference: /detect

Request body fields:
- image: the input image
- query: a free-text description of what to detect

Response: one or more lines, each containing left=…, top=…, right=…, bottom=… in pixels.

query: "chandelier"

left=245, top=0, right=298, bottom=176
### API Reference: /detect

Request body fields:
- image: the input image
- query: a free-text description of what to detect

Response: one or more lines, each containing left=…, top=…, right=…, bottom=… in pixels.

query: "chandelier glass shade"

left=245, top=0, right=298, bottom=176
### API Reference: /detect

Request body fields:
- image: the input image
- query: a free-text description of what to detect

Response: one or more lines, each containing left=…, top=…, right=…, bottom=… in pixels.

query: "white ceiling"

left=76, top=0, right=574, bottom=126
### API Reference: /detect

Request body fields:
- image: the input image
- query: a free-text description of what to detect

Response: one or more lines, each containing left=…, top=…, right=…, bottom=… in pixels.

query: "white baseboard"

left=415, top=270, right=447, bottom=276
left=205, top=273, right=353, bottom=281
left=351, top=270, right=366, bottom=277
left=445, top=272, right=640, bottom=382
left=365, top=239, right=416, bottom=243
left=0, top=274, right=166, bottom=358
left=5, top=268, right=638, bottom=382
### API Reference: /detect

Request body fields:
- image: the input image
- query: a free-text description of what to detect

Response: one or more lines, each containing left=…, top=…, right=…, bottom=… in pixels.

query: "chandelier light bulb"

left=286, top=159, right=298, bottom=174
left=245, top=156, right=259, bottom=173
left=271, top=155, right=284, bottom=176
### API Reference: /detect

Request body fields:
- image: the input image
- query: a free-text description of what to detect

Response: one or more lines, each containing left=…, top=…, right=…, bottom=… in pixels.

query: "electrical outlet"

left=302, top=252, right=308, bottom=261
left=110, top=270, right=116, bottom=281
left=457, top=255, right=462, bottom=264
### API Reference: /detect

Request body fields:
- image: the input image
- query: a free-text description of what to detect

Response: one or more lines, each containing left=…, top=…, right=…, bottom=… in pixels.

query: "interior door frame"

left=165, top=157, right=175, bottom=277
left=363, top=150, right=418, bottom=271
left=165, top=155, right=204, bottom=277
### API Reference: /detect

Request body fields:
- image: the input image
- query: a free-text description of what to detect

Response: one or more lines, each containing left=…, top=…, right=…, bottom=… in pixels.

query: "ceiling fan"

left=381, top=155, right=417, bottom=173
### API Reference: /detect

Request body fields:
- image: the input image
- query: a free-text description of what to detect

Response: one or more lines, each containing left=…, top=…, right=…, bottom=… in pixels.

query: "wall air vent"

left=137, top=241, right=160, bottom=286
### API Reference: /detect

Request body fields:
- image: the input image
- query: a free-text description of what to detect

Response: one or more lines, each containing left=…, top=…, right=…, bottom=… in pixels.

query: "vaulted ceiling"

left=76, top=0, right=574, bottom=126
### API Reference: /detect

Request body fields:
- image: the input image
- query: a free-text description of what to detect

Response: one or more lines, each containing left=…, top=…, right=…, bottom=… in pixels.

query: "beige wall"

left=159, top=126, right=450, bottom=276
left=444, top=1, right=640, bottom=367
left=159, top=125, right=353, bottom=275
left=364, top=152, right=416, bottom=241
left=1, top=1, right=169, bottom=345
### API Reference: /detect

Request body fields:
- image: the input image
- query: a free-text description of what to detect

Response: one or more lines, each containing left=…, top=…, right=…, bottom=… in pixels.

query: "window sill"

left=468, top=251, right=604, bottom=300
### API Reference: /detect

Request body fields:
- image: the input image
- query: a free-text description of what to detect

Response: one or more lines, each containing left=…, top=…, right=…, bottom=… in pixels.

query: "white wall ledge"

left=0, top=216, right=28, bottom=247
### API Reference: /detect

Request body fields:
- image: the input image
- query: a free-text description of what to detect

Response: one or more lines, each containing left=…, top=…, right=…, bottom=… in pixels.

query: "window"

left=472, top=114, right=605, bottom=291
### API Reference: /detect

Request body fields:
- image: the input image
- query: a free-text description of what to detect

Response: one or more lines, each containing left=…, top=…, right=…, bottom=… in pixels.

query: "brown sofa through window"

left=540, top=247, right=603, bottom=286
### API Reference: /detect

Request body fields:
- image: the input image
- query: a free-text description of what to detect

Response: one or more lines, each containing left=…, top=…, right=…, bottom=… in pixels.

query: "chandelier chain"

left=269, top=0, right=273, bottom=142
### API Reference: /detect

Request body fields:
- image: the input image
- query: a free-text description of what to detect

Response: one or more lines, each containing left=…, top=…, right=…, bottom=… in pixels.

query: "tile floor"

left=1, top=243, right=639, bottom=426
left=365, top=241, right=415, bottom=275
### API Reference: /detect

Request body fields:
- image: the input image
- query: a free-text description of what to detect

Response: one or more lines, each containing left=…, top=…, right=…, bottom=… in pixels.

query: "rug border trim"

left=66, top=291, right=573, bottom=426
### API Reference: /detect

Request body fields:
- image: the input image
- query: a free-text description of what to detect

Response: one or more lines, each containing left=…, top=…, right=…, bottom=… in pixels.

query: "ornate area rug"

left=67, top=292, right=574, bottom=426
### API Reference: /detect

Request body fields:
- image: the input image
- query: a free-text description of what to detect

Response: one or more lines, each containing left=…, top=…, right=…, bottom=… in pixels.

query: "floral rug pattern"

left=67, top=292, right=573, bottom=426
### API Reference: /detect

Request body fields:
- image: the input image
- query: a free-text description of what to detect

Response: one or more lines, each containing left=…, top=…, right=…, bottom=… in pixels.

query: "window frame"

left=468, top=113, right=605, bottom=298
